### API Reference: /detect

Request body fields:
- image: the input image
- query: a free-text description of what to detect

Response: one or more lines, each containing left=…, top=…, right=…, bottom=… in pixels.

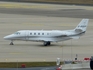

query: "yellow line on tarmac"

left=0, top=4, right=50, bottom=9
left=85, top=7, right=93, bottom=11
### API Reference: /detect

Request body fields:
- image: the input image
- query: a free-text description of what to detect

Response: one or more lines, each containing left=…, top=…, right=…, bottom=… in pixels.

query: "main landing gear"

left=10, top=41, right=14, bottom=45
left=44, top=41, right=51, bottom=46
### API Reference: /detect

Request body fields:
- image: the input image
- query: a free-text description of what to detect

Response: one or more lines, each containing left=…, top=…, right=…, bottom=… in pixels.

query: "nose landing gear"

left=10, top=41, right=14, bottom=45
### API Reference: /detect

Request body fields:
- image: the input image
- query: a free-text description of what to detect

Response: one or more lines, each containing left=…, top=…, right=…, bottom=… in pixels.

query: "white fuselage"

left=4, top=19, right=89, bottom=46
left=4, top=30, right=78, bottom=42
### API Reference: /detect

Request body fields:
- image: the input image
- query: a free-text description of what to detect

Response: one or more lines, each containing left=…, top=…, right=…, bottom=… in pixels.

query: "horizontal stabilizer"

left=75, top=29, right=82, bottom=33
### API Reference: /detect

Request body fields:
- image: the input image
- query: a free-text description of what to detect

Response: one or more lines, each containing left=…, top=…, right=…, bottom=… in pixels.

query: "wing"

left=33, top=35, right=68, bottom=42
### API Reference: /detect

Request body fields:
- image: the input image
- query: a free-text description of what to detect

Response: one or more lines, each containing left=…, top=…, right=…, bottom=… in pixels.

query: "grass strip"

left=0, top=62, right=64, bottom=68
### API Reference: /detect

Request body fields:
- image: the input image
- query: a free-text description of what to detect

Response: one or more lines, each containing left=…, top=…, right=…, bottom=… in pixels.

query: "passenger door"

left=25, top=31, right=29, bottom=41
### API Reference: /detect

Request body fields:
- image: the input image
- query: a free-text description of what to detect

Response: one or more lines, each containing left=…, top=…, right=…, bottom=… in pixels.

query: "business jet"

left=4, top=19, right=89, bottom=46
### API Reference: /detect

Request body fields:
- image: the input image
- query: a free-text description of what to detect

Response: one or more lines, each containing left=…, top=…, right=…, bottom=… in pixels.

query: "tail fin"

left=74, top=19, right=89, bottom=33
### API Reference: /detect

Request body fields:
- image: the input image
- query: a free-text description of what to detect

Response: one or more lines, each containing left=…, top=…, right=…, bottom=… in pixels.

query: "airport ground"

left=0, top=67, right=90, bottom=70
left=0, top=1, right=93, bottom=64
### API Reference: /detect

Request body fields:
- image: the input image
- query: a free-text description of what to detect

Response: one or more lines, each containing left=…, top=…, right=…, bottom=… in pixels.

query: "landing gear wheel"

left=44, top=42, right=48, bottom=46
left=47, top=42, right=50, bottom=45
left=10, top=42, right=14, bottom=45
left=43, top=41, right=51, bottom=46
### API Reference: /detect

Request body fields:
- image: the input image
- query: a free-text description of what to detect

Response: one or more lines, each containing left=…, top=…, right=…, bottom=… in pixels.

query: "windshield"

left=14, top=32, right=20, bottom=35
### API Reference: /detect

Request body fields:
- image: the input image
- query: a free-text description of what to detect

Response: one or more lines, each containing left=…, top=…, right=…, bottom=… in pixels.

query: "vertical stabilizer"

left=74, top=19, right=89, bottom=33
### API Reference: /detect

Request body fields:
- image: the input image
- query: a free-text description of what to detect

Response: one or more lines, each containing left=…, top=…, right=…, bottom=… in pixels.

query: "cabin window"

left=42, top=33, right=44, bottom=35
left=38, top=33, right=40, bottom=35
left=30, top=33, right=32, bottom=35
left=34, top=33, right=36, bottom=35
left=47, top=33, right=49, bottom=35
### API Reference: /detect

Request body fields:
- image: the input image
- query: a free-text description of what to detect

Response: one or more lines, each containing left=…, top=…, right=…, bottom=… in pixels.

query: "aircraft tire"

left=44, top=42, right=48, bottom=46
left=44, top=41, right=51, bottom=46
left=10, top=42, right=14, bottom=45
left=47, top=41, right=50, bottom=45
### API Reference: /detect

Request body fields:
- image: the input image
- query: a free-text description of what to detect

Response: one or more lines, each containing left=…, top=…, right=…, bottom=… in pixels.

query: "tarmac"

left=0, top=1, right=93, bottom=64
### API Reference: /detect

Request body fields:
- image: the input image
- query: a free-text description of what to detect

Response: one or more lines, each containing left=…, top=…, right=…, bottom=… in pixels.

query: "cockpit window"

left=14, top=32, right=20, bottom=35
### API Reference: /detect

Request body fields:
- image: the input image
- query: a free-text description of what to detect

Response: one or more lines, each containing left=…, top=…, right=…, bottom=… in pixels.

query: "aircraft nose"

left=4, top=35, right=12, bottom=40
left=4, top=36, right=9, bottom=40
